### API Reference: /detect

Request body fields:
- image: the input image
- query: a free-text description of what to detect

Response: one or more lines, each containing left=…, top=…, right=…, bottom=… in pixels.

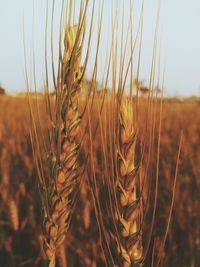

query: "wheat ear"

left=43, top=23, right=85, bottom=267
left=27, top=1, right=93, bottom=265
left=111, top=96, right=143, bottom=266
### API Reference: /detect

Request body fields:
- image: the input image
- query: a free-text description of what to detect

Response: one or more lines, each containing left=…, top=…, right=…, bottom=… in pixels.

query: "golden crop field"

left=0, top=1, right=200, bottom=267
left=0, top=94, right=199, bottom=267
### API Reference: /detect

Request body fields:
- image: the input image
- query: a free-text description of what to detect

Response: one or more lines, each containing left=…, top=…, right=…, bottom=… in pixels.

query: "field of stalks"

left=0, top=1, right=200, bottom=267
left=0, top=93, right=199, bottom=267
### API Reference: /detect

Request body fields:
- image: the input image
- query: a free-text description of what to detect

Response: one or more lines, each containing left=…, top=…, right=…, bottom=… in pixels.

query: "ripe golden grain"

left=40, top=19, right=86, bottom=267
left=111, top=97, right=143, bottom=266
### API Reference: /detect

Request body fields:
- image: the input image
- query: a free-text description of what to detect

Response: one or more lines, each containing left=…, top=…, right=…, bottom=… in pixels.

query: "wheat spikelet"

left=9, top=199, right=19, bottom=231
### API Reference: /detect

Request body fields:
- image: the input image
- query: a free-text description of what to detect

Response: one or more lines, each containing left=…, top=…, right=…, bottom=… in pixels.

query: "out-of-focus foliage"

left=0, top=95, right=199, bottom=267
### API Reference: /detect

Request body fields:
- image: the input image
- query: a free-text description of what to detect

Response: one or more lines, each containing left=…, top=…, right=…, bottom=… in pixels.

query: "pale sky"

left=0, top=0, right=200, bottom=97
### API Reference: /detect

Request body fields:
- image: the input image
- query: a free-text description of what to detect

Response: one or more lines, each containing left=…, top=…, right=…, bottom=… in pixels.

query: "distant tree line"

left=0, top=84, right=6, bottom=95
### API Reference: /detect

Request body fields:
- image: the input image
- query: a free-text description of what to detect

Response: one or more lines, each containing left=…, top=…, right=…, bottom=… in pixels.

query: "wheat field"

left=0, top=95, right=199, bottom=267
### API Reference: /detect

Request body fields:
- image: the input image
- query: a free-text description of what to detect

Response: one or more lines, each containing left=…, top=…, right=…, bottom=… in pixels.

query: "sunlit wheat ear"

left=113, top=96, right=143, bottom=266
left=9, top=199, right=19, bottom=231
left=43, top=23, right=85, bottom=267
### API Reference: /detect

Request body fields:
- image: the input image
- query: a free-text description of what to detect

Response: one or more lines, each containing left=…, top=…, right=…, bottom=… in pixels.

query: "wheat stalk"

left=82, top=1, right=146, bottom=264
left=43, top=22, right=85, bottom=266
left=28, top=1, right=90, bottom=265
